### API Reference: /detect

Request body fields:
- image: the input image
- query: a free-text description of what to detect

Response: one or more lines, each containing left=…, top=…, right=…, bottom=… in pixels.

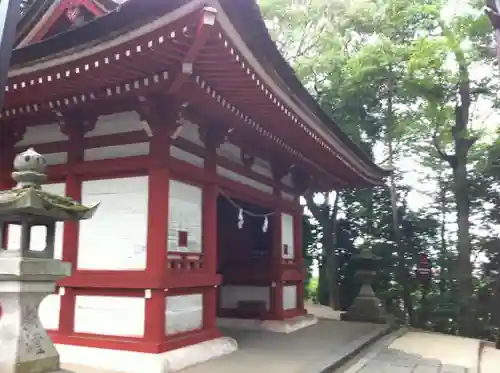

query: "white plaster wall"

left=168, top=180, right=202, bottom=253
left=170, top=145, right=204, bottom=168
left=15, top=123, right=68, bottom=165
left=251, top=157, right=273, bottom=178
left=39, top=294, right=61, bottom=330
left=78, top=176, right=148, bottom=270
left=85, top=111, right=148, bottom=137
left=74, top=295, right=145, bottom=337
left=217, top=142, right=243, bottom=165
left=216, top=166, right=273, bottom=194
left=220, top=286, right=270, bottom=310
left=16, top=123, right=68, bottom=145
left=7, top=183, right=65, bottom=259
left=283, top=285, right=297, bottom=310
left=84, top=142, right=150, bottom=161
left=165, top=293, right=203, bottom=335
left=43, top=152, right=68, bottom=165
left=178, top=119, right=204, bottom=147
left=281, top=213, right=295, bottom=259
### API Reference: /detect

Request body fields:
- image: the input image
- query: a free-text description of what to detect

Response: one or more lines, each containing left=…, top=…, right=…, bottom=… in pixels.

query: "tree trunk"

left=438, top=172, right=448, bottom=295
left=453, top=158, right=474, bottom=336
left=386, top=74, right=414, bottom=326
left=306, top=192, right=340, bottom=310
left=323, top=214, right=340, bottom=309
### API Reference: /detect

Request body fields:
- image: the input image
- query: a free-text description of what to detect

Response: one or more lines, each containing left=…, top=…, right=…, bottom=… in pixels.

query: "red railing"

left=167, top=252, right=204, bottom=271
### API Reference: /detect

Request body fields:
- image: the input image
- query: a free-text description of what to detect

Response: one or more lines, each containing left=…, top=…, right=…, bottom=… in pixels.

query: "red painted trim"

left=165, top=273, right=222, bottom=289
left=30, top=0, right=104, bottom=44
left=145, top=130, right=170, bottom=278
left=284, top=308, right=307, bottom=319
left=269, top=283, right=284, bottom=320
left=142, top=115, right=172, bottom=344
left=49, top=327, right=221, bottom=353
left=45, top=155, right=298, bottom=213
left=203, top=287, right=217, bottom=330
left=168, top=10, right=214, bottom=94
left=58, top=270, right=222, bottom=290
left=203, top=143, right=217, bottom=275
left=71, top=288, right=144, bottom=297
left=58, top=120, right=84, bottom=335
left=18, top=133, right=297, bottom=196
left=29, top=3, right=67, bottom=43
left=268, top=185, right=285, bottom=320
left=66, top=285, right=222, bottom=297
left=201, top=141, right=218, bottom=330
left=280, top=268, right=306, bottom=282
left=167, top=286, right=212, bottom=296
left=144, top=290, right=166, bottom=343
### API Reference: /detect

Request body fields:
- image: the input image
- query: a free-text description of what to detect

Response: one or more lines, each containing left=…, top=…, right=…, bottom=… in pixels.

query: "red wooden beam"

left=168, top=7, right=216, bottom=94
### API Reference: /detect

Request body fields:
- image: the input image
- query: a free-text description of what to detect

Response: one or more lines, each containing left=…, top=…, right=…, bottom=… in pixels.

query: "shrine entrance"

left=216, top=195, right=275, bottom=320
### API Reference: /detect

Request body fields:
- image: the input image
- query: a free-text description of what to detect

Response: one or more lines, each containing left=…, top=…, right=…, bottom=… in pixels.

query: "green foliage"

left=261, top=0, right=500, bottom=340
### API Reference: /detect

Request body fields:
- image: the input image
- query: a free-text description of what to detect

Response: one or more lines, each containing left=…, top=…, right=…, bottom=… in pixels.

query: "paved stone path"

left=352, top=348, right=469, bottom=373
left=339, top=330, right=477, bottom=373
left=181, top=320, right=388, bottom=373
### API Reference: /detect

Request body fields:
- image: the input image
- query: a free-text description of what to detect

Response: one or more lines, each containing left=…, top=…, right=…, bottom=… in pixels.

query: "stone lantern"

left=0, top=148, right=99, bottom=373
left=342, top=247, right=387, bottom=324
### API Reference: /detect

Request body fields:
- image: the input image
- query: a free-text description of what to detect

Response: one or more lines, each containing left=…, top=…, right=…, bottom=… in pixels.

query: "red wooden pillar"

left=293, top=209, right=305, bottom=313
left=200, top=126, right=224, bottom=330
left=144, top=159, right=170, bottom=344
left=269, top=186, right=284, bottom=320
left=141, top=97, right=180, bottom=346
left=58, top=114, right=94, bottom=335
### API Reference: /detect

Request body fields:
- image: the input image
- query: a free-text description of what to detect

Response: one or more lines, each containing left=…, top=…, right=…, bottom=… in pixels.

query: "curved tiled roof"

left=8, top=0, right=388, bottom=182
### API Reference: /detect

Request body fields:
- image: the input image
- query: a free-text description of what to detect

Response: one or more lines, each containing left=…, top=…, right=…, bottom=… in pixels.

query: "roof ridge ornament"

left=11, top=147, right=47, bottom=189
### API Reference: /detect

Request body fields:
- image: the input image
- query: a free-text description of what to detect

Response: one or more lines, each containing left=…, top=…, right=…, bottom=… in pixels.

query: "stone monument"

left=0, top=148, right=99, bottom=373
left=341, top=246, right=388, bottom=324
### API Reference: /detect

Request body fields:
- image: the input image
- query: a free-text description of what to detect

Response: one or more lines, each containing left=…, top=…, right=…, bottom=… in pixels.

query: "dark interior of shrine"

left=216, top=195, right=274, bottom=318
left=216, top=195, right=273, bottom=273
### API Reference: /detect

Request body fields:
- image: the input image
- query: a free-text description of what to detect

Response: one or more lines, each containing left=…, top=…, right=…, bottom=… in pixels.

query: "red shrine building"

left=0, top=0, right=387, bottom=371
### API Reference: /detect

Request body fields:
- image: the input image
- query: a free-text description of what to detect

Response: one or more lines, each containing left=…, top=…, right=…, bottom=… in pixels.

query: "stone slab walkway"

left=338, top=331, right=480, bottom=373
left=181, top=320, right=389, bottom=373
left=61, top=320, right=389, bottom=373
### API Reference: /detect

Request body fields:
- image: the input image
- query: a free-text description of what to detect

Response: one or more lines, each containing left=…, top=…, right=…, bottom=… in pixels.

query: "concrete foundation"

left=216, top=314, right=318, bottom=333
left=55, top=336, right=238, bottom=373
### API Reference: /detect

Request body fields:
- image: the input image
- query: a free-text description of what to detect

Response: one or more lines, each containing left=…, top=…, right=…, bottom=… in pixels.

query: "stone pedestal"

left=342, top=253, right=388, bottom=324
left=0, top=148, right=96, bottom=373
left=0, top=250, right=71, bottom=373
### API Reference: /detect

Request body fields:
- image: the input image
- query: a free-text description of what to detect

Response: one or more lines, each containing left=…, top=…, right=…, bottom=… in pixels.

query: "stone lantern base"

left=341, top=270, right=387, bottom=324
left=0, top=250, right=71, bottom=373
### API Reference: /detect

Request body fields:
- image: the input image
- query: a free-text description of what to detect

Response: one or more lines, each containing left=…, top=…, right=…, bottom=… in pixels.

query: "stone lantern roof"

left=0, top=147, right=98, bottom=223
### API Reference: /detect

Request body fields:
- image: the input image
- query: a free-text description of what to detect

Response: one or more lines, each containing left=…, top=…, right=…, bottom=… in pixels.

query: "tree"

left=261, top=0, right=500, bottom=339
left=406, top=1, right=499, bottom=335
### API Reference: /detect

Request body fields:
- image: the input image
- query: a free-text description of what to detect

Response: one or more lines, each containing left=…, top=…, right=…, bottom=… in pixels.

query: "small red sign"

left=416, top=253, right=432, bottom=284
left=178, top=230, right=188, bottom=248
